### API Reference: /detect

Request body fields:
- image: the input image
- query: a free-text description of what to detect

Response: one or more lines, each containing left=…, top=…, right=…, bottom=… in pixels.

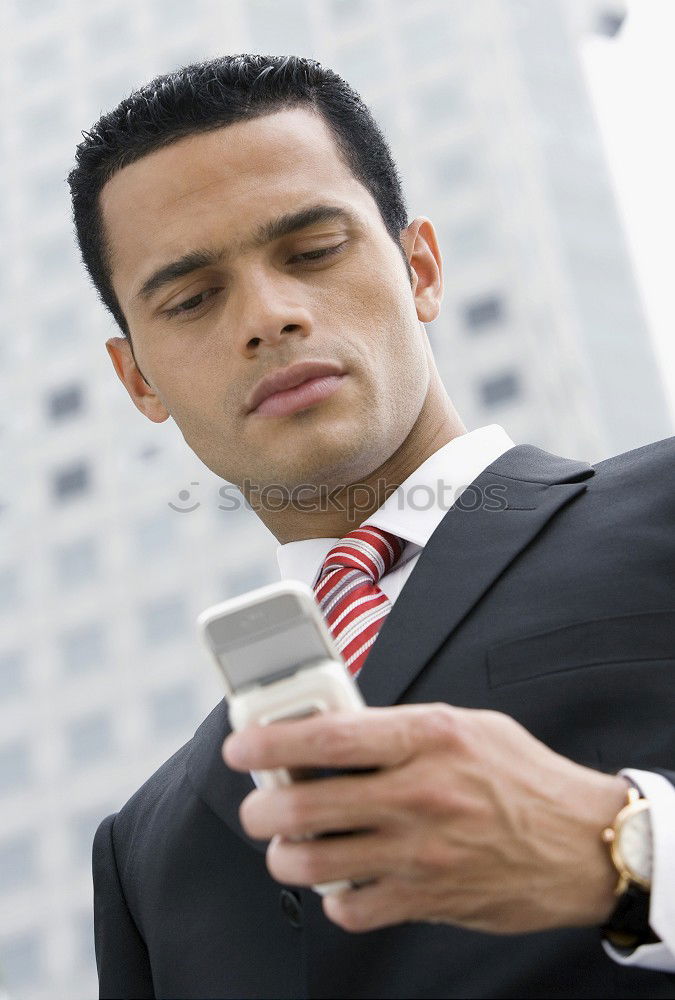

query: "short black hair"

left=68, top=54, right=410, bottom=341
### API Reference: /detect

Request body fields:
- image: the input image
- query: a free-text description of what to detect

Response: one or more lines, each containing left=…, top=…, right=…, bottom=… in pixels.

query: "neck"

left=246, top=372, right=466, bottom=543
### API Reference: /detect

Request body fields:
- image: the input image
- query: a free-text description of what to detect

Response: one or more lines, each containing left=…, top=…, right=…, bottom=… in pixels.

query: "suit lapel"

left=187, top=444, right=594, bottom=851
left=359, top=445, right=594, bottom=707
left=186, top=699, right=267, bottom=854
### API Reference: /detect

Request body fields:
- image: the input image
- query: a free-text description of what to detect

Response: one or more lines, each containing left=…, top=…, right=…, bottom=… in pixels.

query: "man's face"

left=102, top=107, right=438, bottom=491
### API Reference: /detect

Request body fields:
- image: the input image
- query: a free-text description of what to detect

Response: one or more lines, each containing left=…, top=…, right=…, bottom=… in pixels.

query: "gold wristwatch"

left=601, top=785, right=655, bottom=949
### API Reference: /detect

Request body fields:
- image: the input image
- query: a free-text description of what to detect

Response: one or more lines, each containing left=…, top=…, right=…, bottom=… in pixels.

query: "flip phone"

left=197, top=579, right=366, bottom=894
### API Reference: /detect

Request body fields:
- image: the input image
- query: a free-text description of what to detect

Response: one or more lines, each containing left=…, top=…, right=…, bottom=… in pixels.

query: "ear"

left=400, top=217, right=443, bottom=324
left=105, top=337, right=170, bottom=423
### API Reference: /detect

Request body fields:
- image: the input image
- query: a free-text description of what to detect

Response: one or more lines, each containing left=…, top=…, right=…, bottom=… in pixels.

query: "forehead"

left=100, top=107, right=379, bottom=302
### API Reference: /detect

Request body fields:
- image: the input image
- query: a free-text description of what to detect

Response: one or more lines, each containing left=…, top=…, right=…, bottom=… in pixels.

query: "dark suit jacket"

left=93, top=440, right=675, bottom=999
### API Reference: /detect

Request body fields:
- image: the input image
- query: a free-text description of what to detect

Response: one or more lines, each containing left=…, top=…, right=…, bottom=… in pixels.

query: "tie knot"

left=318, top=525, right=405, bottom=586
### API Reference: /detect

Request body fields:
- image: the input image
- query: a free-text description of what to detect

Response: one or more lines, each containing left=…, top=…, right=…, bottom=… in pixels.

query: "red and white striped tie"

left=313, top=525, right=405, bottom=677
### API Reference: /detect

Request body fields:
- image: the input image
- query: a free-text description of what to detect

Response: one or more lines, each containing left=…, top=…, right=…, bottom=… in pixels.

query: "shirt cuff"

left=602, top=769, right=675, bottom=972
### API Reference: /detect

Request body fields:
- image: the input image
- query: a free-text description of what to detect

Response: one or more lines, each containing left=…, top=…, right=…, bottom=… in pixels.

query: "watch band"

left=602, top=884, right=659, bottom=950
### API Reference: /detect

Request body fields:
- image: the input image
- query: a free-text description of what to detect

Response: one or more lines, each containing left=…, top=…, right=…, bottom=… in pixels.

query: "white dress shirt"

left=276, top=424, right=675, bottom=971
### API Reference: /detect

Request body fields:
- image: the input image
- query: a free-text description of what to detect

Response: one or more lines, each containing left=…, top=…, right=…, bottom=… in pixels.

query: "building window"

left=462, top=294, right=505, bottom=331
left=0, top=650, right=25, bottom=697
left=0, top=833, right=36, bottom=892
left=54, top=537, right=98, bottom=588
left=596, top=11, right=625, bottom=37
left=479, top=371, right=522, bottom=408
left=138, top=444, right=161, bottom=462
left=149, top=682, right=198, bottom=736
left=0, top=927, right=43, bottom=989
left=51, top=461, right=90, bottom=502
left=59, top=622, right=106, bottom=674
left=0, top=741, right=30, bottom=794
left=66, top=712, right=113, bottom=767
left=141, top=594, right=188, bottom=646
left=47, top=384, right=84, bottom=421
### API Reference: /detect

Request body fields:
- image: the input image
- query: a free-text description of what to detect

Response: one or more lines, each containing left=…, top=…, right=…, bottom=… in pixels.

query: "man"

left=68, top=55, right=674, bottom=998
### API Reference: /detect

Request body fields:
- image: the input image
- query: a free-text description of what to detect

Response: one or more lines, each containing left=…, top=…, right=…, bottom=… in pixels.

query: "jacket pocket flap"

left=488, top=609, right=675, bottom=688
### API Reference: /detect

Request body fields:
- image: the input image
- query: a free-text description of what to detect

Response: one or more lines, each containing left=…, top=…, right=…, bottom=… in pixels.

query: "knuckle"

left=415, top=779, right=456, bottom=817
left=480, top=708, right=522, bottom=738
left=386, top=762, right=454, bottom=818
left=425, top=705, right=486, bottom=762
left=413, top=831, right=453, bottom=876
left=314, top=716, right=360, bottom=760
left=475, top=707, right=509, bottom=728
left=472, top=708, right=529, bottom=755
left=419, top=703, right=461, bottom=748
left=384, top=768, right=414, bottom=810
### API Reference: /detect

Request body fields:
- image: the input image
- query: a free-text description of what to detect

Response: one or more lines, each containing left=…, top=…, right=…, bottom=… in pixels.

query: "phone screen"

left=205, top=594, right=333, bottom=691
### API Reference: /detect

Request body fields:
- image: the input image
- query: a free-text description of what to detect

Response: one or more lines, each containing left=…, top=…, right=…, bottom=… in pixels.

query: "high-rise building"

left=1, top=1, right=670, bottom=997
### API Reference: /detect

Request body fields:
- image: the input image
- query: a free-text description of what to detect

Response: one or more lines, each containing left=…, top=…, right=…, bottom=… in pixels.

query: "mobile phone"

left=197, top=579, right=366, bottom=895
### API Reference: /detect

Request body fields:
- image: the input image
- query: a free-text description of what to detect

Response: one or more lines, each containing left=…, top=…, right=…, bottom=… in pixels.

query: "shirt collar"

left=276, top=424, right=515, bottom=586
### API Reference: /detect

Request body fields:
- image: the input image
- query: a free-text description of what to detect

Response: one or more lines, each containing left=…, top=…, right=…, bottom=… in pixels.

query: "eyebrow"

left=135, top=204, right=356, bottom=303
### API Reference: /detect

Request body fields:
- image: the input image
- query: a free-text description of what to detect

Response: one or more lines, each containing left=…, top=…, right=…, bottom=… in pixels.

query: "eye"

left=165, top=288, right=219, bottom=317
left=290, top=242, right=348, bottom=264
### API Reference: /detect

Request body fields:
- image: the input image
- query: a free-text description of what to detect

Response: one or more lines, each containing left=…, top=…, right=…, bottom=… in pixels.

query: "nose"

left=234, top=270, right=312, bottom=355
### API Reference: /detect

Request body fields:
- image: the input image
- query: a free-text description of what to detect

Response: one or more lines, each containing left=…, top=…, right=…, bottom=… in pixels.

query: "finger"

left=266, top=830, right=396, bottom=888
left=322, top=875, right=423, bottom=933
left=223, top=703, right=461, bottom=772
left=240, top=771, right=393, bottom=840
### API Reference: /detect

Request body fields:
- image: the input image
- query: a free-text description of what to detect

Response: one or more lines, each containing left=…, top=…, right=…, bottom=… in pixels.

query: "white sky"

left=580, top=0, right=675, bottom=427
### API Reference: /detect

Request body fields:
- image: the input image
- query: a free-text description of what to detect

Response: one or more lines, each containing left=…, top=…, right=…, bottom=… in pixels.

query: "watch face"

left=617, top=807, right=653, bottom=883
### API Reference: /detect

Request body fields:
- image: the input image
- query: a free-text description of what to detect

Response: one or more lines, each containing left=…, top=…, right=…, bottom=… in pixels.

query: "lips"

left=246, top=360, right=346, bottom=415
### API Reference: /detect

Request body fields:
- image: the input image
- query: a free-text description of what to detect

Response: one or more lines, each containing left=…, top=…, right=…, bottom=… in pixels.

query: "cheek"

left=156, top=341, right=238, bottom=414
left=336, top=266, right=416, bottom=348
left=363, top=282, right=425, bottom=368
left=152, top=371, right=227, bottom=447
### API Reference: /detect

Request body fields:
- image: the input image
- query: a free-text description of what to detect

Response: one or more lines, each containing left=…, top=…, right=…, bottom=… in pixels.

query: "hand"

left=223, top=704, right=628, bottom=934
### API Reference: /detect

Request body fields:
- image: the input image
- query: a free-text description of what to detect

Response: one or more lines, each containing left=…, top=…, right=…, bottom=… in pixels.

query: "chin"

left=248, top=445, right=356, bottom=492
